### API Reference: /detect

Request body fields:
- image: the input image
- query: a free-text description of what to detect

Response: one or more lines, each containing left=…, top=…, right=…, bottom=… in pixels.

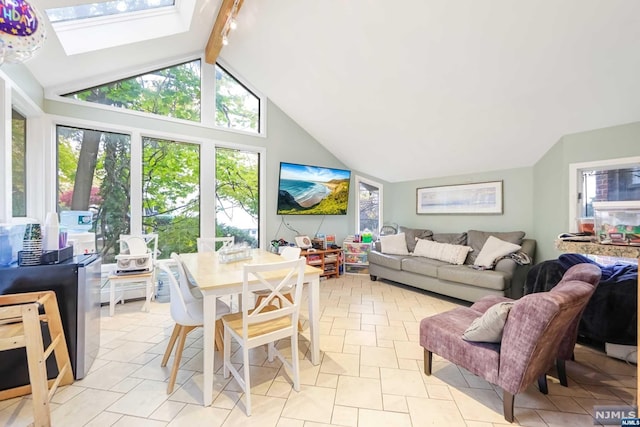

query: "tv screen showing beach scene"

left=277, top=162, right=351, bottom=215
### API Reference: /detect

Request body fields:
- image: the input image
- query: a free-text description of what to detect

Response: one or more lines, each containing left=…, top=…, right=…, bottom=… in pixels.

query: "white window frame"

left=568, top=156, right=640, bottom=232
left=47, top=114, right=267, bottom=249
left=354, top=175, right=383, bottom=234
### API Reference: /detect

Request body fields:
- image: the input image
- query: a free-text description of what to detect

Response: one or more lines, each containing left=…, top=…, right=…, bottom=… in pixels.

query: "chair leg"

left=503, top=390, right=515, bottom=423
left=538, top=374, right=548, bottom=394
left=167, top=325, right=196, bottom=394
left=243, top=346, right=252, bottom=416
left=556, top=358, right=568, bottom=387
left=291, top=329, right=300, bottom=391
left=223, top=323, right=231, bottom=379
left=423, top=349, right=432, bottom=375
left=161, top=324, right=181, bottom=367
left=214, top=319, right=224, bottom=352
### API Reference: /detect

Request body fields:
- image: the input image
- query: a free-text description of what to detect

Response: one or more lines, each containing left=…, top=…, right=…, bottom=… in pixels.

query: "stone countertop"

left=555, top=240, right=640, bottom=259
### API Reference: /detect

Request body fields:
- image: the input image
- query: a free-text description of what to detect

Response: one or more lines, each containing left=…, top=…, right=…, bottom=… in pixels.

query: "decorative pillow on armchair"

left=380, top=233, right=409, bottom=255
left=462, top=302, right=514, bottom=343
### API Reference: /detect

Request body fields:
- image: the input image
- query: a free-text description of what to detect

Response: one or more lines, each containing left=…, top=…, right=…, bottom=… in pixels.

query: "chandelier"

left=0, top=0, right=47, bottom=65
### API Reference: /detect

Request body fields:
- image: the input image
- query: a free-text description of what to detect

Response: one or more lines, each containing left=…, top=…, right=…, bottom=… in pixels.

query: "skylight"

left=46, top=0, right=175, bottom=23
left=45, top=0, right=195, bottom=56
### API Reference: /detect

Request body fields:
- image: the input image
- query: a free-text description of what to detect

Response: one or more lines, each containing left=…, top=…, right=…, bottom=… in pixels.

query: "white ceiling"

left=24, top=0, right=640, bottom=183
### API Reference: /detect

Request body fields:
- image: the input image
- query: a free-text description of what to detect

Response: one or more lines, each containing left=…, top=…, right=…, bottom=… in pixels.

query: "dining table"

left=177, top=249, right=322, bottom=406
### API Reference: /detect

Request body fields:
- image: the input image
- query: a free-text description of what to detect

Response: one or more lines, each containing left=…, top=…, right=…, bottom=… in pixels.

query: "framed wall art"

left=416, top=181, right=503, bottom=215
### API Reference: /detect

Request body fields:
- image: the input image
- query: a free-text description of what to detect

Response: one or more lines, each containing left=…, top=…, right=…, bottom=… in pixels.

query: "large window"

left=215, top=64, right=260, bottom=133
left=215, top=147, right=259, bottom=247
left=142, top=137, right=200, bottom=258
left=57, top=125, right=131, bottom=263
left=64, top=60, right=202, bottom=122
left=12, top=109, right=27, bottom=217
left=355, top=176, right=382, bottom=234
left=46, top=0, right=175, bottom=23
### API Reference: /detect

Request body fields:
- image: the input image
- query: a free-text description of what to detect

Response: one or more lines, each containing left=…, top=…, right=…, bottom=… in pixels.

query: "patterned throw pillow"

left=412, top=239, right=472, bottom=265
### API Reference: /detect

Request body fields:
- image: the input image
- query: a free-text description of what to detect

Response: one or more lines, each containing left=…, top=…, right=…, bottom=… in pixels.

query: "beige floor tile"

left=51, top=388, right=124, bottom=427
left=332, top=317, right=361, bottom=330
left=221, top=394, right=287, bottom=427
left=166, top=404, right=229, bottom=427
left=375, top=325, right=408, bottom=341
left=149, top=400, right=187, bottom=422
left=331, top=404, right=358, bottom=426
left=360, top=365, right=380, bottom=379
left=107, top=379, right=170, bottom=418
left=360, top=314, right=389, bottom=326
left=382, top=394, right=408, bottom=412
left=360, top=346, right=398, bottom=368
left=320, top=352, right=360, bottom=376
left=449, top=387, right=505, bottom=424
left=380, top=367, right=428, bottom=397
left=280, top=385, right=336, bottom=423
left=358, top=408, right=412, bottom=427
left=394, top=341, right=423, bottom=360
left=77, top=360, right=142, bottom=390
left=426, top=384, right=453, bottom=400
left=84, top=411, right=125, bottom=426
left=535, top=408, right=598, bottom=427
left=335, top=376, right=383, bottom=410
left=112, top=415, right=168, bottom=426
left=276, top=417, right=304, bottom=427
left=344, top=330, right=377, bottom=346
left=406, top=396, right=466, bottom=426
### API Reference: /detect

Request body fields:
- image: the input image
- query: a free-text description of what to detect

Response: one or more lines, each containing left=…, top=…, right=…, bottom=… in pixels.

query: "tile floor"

left=0, top=275, right=637, bottom=426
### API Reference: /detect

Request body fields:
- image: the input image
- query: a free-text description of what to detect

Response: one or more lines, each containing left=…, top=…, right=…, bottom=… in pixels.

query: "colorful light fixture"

left=0, top=0, right=47, bottom=65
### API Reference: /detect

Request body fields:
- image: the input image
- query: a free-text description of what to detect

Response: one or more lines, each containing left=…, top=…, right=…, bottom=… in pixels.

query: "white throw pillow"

left=412, top=239, right=472, bottom=265
left=462, top=302, right=514, bottom=343
left=380, top=232, right=409, bottom=255
left=474, top=236, right=522, bottom=268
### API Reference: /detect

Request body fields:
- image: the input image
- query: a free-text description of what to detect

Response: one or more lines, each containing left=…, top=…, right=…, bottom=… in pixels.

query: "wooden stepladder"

left=0, top=291, right=74, bottom=427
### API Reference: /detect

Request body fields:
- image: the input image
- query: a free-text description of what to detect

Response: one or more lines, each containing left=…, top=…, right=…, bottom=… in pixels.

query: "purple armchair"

left=469, top=263, right=601, bottom=388
left=419, top=263, right=602, bottom=423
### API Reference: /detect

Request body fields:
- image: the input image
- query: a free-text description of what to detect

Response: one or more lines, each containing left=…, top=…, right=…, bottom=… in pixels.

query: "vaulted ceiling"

left=24, top=0, right=640, bottom=182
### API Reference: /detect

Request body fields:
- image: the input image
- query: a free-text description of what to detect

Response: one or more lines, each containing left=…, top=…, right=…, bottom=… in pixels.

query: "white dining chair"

left=196, top=236, right=234, bottom=252
left=221, top=257, right=306, bottom=416
left=159, top=253, right=231, bottom=394
left=252, top=246, right=303, bottom=330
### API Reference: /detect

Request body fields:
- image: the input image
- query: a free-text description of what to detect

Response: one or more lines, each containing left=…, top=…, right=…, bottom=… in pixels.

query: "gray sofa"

left=368, top=228, right=536, bottom=302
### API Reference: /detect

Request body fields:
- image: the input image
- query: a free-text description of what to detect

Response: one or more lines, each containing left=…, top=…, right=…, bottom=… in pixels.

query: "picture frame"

left=416, top=181, right=503, bottom=215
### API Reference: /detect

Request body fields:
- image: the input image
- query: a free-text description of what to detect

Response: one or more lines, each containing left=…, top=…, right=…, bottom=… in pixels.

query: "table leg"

left=308, top=275, right=320, bottom=365
left=203, top=293, right=217, bottom=406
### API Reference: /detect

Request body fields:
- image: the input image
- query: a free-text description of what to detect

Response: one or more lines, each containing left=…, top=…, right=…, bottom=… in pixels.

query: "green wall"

left=386, top=166, right=535, bottom=246
left=533, top=121, right=640, bottom=261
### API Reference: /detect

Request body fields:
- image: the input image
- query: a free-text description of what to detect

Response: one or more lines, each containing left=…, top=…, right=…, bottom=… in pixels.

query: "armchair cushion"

left=462, top=302, right=514, bottom=343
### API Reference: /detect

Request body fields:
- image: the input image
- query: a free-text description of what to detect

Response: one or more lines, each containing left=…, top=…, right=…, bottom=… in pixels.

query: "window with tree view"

left=63, top=60, right=201, bottom=121
left=12, top=109, right=26, bottom=217
left=57, top=126, right=131, bottom=263
left=215, top=64, right=260, bottom=133
left=143, top=137, right=200, bottom=259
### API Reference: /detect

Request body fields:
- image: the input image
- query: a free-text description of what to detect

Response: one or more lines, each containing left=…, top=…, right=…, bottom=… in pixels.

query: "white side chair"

left=107, top=233, right=158, bottom=316
left=253, top=246, right=303, bottom=331
left=196, top=236, right=234, bottom=252
left=159, top=253, right=231, bottom=394
left=222, top=257, right=306, bottom=416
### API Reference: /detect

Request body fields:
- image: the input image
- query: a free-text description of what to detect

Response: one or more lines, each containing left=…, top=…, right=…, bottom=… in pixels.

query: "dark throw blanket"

left=524, top=254, right=637, bottom=346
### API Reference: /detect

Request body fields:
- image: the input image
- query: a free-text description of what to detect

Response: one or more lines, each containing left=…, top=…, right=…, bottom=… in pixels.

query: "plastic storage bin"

left=0, top=223, right=26, bottom=266
left=593, top=201, right=640, bottom=245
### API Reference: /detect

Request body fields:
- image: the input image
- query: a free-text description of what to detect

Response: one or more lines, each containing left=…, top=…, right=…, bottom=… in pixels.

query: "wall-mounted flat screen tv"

left=277, top=162, right=351, bottom=215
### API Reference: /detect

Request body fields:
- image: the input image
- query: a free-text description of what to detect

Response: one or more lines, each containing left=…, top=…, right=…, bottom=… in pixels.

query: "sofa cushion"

left=402, top=256, right=447, bottom=276
left=368, top=250, right=404, bottom=270
left=437, top=265, right=509, bottom=291
left=399, top=226, right=433, bottom=252
left=432, top=232, right=467, bottom=245
left=462, top=302, right=514, bottom=343
left=474, top=236, right=522, bottom=268
left=465, top=230, right=525, bottom=265
left=413, top=239, right=472, bottom=265
left=380, top=233, right=409, bottom=255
